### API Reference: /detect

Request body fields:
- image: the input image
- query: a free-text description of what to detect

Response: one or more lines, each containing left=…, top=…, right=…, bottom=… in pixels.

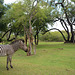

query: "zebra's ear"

left=20, top=40, right=23, bottom=44
left=0, top=46, right=2, bottom=50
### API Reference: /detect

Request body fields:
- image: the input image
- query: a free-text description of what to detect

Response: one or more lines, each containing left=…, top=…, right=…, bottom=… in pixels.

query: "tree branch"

left=55, top=1, right=71, bottom=25
left=1, top=29, right=11, bottom=38
left=57, top=17, right=69, bottom=32
left=32, top=18, right=37, bottom=26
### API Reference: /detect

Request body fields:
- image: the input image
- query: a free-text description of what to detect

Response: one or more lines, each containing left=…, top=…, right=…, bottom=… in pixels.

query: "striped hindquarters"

left=0, top=46, right=7, bottom=56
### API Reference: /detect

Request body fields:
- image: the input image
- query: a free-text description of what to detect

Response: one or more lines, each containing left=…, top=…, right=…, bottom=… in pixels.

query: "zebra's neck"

left=11, top=43, right=20, bottom=52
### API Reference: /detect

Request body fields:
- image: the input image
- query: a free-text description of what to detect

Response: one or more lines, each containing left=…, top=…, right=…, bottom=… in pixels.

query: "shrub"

left=39, top=31, right=67, bottom=42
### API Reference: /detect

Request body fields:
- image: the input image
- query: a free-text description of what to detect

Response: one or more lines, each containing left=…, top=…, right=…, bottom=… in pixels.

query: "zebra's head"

left=19, top=39, right=28, bottom=52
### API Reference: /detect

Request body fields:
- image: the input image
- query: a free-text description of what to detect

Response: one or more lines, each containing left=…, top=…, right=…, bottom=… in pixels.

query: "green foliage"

left=0, top=0, right=4, bottom=18
left=39, top=31, right=68, bottom=42
left=71, top=0, right=75, bottom=3
left=0, top=0, right=8, bottom=31
left=32, top=5, right=53, bottom=36
left=0, top=20, right=7, bottom=31
left=67, top=3, right=75, bottom=18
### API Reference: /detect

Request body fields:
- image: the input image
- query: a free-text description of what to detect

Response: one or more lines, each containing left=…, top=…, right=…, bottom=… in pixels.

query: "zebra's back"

left=0, top=45, right=14, bottom=57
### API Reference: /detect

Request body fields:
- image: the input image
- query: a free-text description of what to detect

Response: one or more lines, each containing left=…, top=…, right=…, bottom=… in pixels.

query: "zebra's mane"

left=10, top=39, right=24, bottom=45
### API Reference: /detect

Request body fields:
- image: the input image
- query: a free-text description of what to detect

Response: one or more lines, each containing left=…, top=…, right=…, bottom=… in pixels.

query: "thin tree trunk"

left=27, top=34, right=32, bottom=56
left=70, top=25, right=74, bottom=42
left=33, top=44, right=36, bottom=55
left=25, top=34, right=27, bottom=46
left=36, top=33, right=39, bottom=45
left=34, top=35, right=36, bottom=45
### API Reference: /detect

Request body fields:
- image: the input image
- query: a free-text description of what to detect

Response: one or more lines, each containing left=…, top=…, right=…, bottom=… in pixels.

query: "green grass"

left=0, top=42, right=75, bottom=75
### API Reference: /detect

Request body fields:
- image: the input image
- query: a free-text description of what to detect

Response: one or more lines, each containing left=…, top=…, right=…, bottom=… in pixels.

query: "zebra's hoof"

left=10, top=65, right=13, bottom=68
left=7, top=68, right=9, bottom=70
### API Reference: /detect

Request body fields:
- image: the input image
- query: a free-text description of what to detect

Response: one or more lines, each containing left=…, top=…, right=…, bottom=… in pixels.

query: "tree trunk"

left=27, top=34, right=32, bottom=56
left=34, top=31, right=39, bottom=45
left=70, top=25, right=74, bottom=42
left=54, top=1, right=74, bottom=43
left=34, top=35, right=36, bottom=45
left=36, top=32, right=39, bottom=45
left=25, top=34, right=27, bottom=46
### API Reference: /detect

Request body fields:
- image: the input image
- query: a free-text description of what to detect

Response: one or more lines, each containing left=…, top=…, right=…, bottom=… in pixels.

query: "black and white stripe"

left=0, top=46, right=6, bottom=56
left=0, top=46, right=2, bottom=53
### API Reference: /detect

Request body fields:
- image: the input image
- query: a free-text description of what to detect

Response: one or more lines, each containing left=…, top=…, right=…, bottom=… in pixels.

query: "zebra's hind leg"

left=6, top=55, right=13, bottom=70
left=10, top=65, right=13, bottom=68
left=10, top=62, right=13, bottom=69
left=9, top=55, right=13, bottom=69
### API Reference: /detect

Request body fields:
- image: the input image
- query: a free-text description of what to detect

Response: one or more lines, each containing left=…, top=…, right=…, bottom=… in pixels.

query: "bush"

left=39, top=31, right=67, bottom=42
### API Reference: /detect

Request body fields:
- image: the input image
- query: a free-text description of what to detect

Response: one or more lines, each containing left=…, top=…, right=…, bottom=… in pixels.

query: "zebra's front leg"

left=6, top=56, right=10, bottom=70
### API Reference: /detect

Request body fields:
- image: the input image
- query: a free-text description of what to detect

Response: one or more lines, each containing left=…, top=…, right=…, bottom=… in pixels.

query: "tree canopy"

left=0, top=0, right=75, bottom=43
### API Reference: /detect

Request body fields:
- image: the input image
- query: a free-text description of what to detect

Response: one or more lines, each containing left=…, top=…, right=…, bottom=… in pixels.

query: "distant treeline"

left=39, top=31, right=69, bottom=42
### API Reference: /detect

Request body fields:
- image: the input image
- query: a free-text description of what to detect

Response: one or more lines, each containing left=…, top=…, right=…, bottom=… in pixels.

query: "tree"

left=2, top=0, right=39, bottom=55
left=44, top=0, right=75, bottom=43
left=2, top=0, right=53, bottom=55
left=33, top=5, right=52, bottom=45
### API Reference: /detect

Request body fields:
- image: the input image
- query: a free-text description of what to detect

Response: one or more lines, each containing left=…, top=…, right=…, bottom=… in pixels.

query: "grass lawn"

left=0, top=42, right=75, bottom=75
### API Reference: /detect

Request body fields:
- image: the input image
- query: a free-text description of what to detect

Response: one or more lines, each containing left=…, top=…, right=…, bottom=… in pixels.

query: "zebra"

left=0, top=39, right=28, bottom=70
